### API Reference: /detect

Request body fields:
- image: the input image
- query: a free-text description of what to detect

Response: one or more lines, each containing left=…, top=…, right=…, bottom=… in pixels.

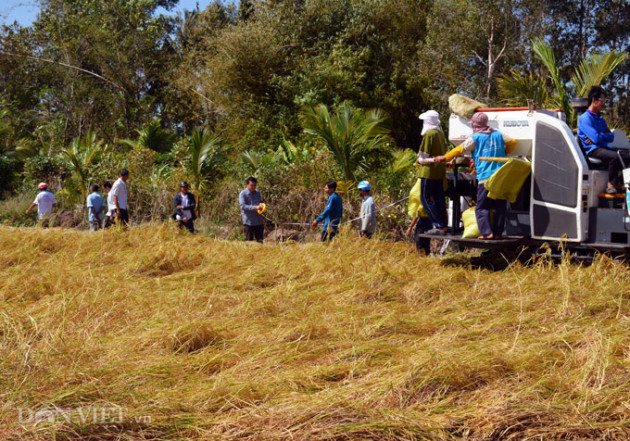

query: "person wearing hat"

left=357, top=181, right=376, bottom=238
left=435, top=112, right=517, bottom=239
left=417, top=110, right=449, bottom=235
left=110, top=168, right=130, bottom=226
left=25, top=183, right=57, bottom=227
left=239, top=176, right=265, bottom=242
left=173, top=181, right=196, bottom=233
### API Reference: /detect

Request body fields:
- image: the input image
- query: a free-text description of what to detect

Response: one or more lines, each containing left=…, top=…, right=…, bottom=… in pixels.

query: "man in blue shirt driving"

left=578, top=86, right=630, bottom=194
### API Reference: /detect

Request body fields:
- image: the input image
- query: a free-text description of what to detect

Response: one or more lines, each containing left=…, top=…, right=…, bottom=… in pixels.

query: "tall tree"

left=0, top=0, right=179, bottom=147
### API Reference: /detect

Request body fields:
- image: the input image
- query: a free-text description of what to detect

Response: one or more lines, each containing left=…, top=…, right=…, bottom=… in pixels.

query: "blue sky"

left=0, top=1, right=215, bottom=26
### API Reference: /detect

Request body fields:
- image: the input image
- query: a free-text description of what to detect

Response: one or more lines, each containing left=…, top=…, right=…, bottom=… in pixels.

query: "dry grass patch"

left=2, top=224, right=630, bottom=440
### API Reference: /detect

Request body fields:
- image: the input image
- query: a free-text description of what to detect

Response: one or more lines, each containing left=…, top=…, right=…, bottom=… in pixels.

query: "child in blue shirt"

left=86, top=184, right=105, bottom=231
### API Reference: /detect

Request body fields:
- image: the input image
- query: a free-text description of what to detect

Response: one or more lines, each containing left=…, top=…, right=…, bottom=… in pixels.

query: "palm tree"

left=531, top=38, right=571, bottom=117
left=241, top=150, right=267, bottom=173
left=571, top=51, right=629, bottom=98
left=532, top=39, right=627, bottom=125
left=60, top=131, right=103, bottom=201
left=120, top=120, right=175, bottom=154
left=300, top=102, right=393, bottom=181
left=497, top=69, right=549, bottom=108
left=188, top=127, right=222, bottom=215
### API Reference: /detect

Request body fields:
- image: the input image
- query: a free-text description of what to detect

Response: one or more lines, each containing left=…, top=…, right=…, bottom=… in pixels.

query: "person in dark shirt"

left=312, top=180, right=343, bottom=241
left=173, top=181, right=196, bottom=233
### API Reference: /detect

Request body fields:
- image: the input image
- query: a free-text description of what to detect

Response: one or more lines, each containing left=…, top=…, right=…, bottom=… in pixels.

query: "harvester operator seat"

left=576, top=135, right=606, bottom=170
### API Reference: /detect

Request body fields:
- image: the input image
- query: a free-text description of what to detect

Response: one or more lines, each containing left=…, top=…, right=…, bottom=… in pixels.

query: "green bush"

left=23, top=155, right=70, bottom=192
left=0, top=156, right=21, bottom=197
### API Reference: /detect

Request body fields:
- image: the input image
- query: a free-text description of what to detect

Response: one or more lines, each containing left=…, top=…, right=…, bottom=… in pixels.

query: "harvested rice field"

left=1, top=225, right=630, bottom=440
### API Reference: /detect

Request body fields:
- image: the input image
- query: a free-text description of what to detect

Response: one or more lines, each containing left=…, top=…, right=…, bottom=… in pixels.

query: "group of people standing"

left=26, top=109, right=512, bottom=245
left=85, top=169, right=130, bottom=230
left=239, top=177, right=376, bottom=243
left=26, top=168, right=130, bottom=229
left=21, top=109, right=521, bottom=246
left=24, top=86, right=627, bottom=250
left=26, top=166, right=376, bottom=241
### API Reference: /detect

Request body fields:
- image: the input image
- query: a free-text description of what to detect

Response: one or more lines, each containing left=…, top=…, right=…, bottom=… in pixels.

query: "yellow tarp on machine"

left=484, top=158, right=532, bottom=203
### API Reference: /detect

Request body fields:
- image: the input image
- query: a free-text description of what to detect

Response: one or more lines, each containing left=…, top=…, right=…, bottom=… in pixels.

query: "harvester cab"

left=430, top=104, right=630, bottom=260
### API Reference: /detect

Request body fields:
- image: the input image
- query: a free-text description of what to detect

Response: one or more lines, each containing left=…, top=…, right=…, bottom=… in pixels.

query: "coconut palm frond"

left=572, top=51, right=629, bottom=97
left=190, top=127, right=221, bottom=193
left=241, top=150, right=266, bottom=172
left=389, top=149, right=416, bottom=175
left=532, top=38, right=573, bottom=122
left=300, top=102, right=393, bottom=181
left=497, top=69, right=549, bottom=108
left=60, top=131, right=104, bottom=200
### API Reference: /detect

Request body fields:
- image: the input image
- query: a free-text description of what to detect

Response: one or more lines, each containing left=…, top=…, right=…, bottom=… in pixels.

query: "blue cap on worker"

left=357, top=180, right=371, bottom=191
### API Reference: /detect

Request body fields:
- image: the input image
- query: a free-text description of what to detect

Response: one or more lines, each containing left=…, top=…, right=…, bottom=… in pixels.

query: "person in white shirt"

left=25, top=182, right=57, bottom=227
left=102, top=181, right=116, bottom=228
left=110, top=168, right=130, bottom=226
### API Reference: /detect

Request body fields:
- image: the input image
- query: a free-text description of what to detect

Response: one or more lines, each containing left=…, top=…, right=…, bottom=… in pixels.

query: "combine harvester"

left=421, top=100, right=630, bottom=262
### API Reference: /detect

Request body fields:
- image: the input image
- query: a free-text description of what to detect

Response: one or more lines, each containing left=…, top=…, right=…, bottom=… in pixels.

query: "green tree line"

left=0, top=0, right=628, bottom=232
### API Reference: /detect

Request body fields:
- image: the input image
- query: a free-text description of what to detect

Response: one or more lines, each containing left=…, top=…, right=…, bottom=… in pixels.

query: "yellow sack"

left=461, top=206, right=480, bottom=239
left=407, top=178, right=428, bottom=218
left=484, top=158, right=532, bottom=203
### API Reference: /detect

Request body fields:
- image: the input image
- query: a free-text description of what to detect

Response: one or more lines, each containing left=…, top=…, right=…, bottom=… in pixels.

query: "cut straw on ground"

left=1, top=225, right=630, bottom=440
